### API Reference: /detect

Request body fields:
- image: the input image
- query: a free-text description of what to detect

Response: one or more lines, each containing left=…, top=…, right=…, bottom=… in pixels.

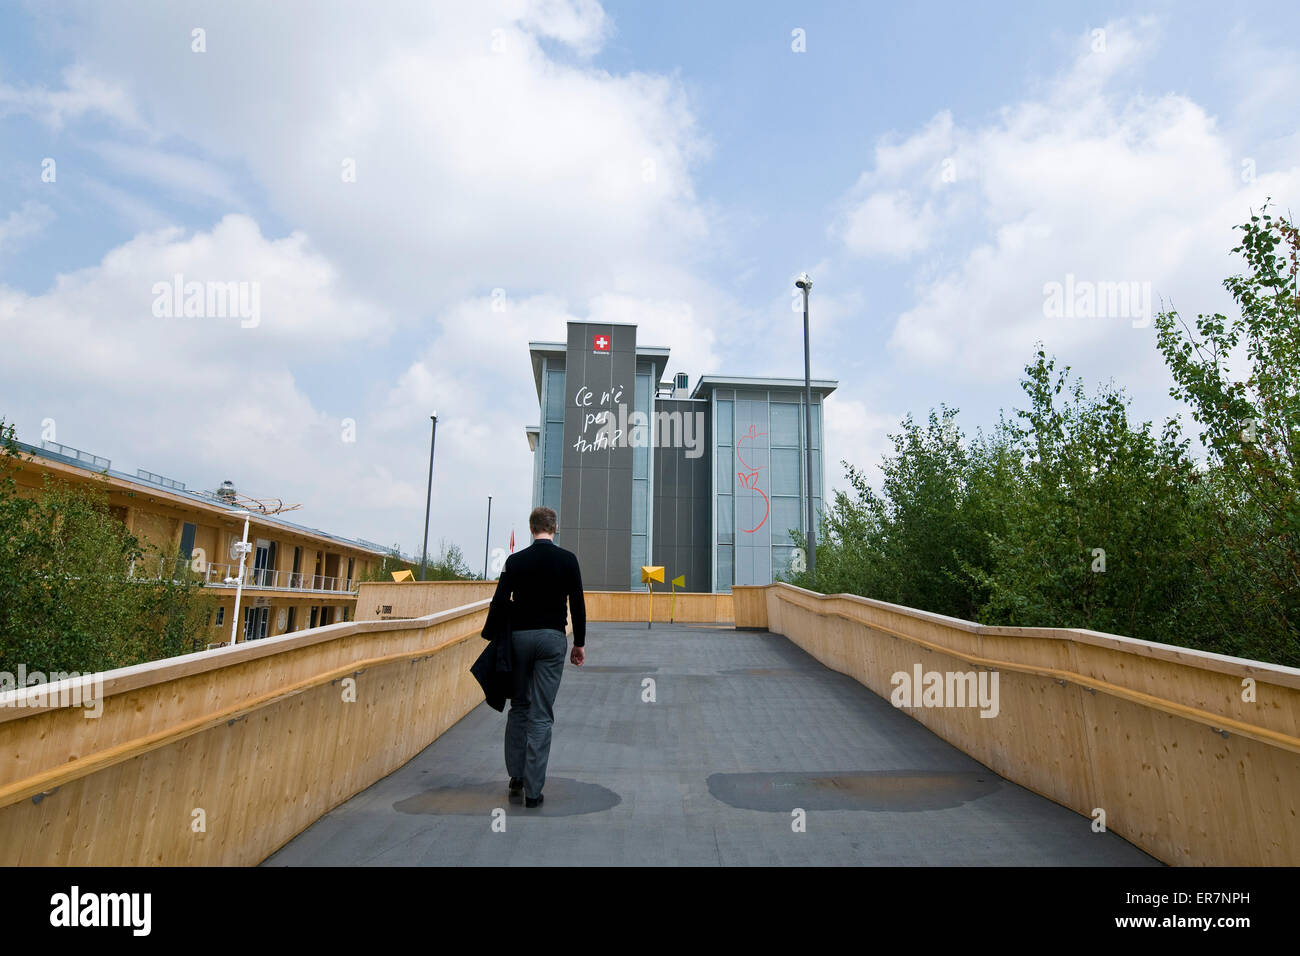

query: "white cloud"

left=88, top=141, right=246, bottom=209
left=856, top=111, right=955, bottom=189
left=44, top=0, right=711, bottom=314
left=0, top=217, right=399, bottom=542
left=586, top=292, right=719, bottom=377
left=0, top=200, right=54, bottom=252
left=0, top=0, right=731, bottom=556
left=837, top=190, right=939, bottom=259
left=823, top=396, right=898, bottom=498
left=0, top=64, right=144, bottom=130
left=836, top=19, right=1300, bottom=390
left=515, top=0, right=611, bottom=56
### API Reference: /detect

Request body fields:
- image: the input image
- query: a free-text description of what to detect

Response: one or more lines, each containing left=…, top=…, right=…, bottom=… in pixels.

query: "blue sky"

left=1, top=0, right=1297, bottom=560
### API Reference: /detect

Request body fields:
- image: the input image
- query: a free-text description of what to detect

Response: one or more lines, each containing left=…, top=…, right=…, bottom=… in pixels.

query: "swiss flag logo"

left=593, top=333, right=611, bottom=352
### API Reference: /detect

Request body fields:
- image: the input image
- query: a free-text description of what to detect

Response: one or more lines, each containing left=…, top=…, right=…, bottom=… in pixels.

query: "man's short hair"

left=529, top=506, right=558, bottom=535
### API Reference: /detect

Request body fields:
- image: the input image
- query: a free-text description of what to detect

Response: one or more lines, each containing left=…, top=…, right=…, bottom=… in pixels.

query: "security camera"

left=795, top=272, right=812, bottom=290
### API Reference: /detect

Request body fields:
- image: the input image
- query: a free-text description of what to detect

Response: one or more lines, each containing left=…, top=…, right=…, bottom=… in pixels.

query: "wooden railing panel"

left=757, top=583, right=1300, bottom=866
left=0, top=604, right=490, bottom=865
left=358, top=583, right=734, bottom=625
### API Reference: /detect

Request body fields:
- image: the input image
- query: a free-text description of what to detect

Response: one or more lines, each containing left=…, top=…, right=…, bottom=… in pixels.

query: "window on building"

left=177, top=522, right=197, bottom=575
left=631, top=368, right=651, bottom=589
left=253, top=538, right=273, bottom=587
left=808, top=399, right=823, bottom=528
left=543, top=366, right=565, bottom=516
left=717, top=544, right=734, bottom=592
left=769, top=402, right=804, bottom=577
left=215, top=606, right=225, bottom=627
left=716, top=397, right=734, bottom=591
left=243, top=605, right=269, bottom=641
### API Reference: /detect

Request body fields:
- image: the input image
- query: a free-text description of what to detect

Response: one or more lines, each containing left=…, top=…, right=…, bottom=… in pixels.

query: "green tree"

left=1154, top=203, right=1299, bottom=662
left=972, top=351, right=1202, bottom=646
left=780, top=208, right=1298, bottom=666
left=785, top=406, right=1007, bottom=620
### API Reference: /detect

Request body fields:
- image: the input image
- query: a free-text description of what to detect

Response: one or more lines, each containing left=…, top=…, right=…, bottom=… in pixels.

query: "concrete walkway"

left=264, top=623, right=1159, bottom=866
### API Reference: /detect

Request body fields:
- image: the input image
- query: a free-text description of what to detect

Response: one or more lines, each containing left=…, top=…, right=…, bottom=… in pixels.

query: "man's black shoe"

left=509, top=777, right=524, bottom=800
left=525, top=794, right=544, bottom=809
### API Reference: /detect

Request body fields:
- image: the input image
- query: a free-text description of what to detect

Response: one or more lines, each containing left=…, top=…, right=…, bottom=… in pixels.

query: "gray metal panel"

left=650, top=398, right=712, bottom=592
left=559, top=322, right=636, bottom=589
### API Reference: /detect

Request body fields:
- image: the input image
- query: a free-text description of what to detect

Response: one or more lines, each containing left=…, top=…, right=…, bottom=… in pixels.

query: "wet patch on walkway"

left=577, top=665, right=659, bottom=673
left=393, top=777, right=621, bottom=817
left=707, top=771, right=1001, bottom=812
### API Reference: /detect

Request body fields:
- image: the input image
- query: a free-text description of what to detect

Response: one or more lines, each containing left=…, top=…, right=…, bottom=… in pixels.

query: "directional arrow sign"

left=641, top=566, right=664, bottom=628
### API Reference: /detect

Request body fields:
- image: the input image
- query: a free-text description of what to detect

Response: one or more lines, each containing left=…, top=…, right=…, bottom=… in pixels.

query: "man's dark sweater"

left=490, top=537, right=587, bottom=646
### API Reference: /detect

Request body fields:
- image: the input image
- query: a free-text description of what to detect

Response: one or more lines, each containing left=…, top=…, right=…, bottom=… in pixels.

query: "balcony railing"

left=202, top=563, right=357, bottom=594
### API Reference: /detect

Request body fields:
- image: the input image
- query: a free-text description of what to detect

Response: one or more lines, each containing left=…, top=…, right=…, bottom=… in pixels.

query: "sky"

left=1, top=0, right=1298, bottom=565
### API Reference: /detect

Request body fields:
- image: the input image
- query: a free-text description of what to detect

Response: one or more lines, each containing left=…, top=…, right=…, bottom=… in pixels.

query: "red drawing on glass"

left=736, top=424, right=769, bottom=533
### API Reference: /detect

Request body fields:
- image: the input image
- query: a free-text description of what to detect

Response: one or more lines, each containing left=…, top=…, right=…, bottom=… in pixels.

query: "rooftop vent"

left=216, top=480, right=237, bottom=504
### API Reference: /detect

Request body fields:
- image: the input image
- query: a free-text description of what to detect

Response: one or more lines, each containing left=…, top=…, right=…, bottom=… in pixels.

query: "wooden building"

left=9, top=440, right=390, bottom=643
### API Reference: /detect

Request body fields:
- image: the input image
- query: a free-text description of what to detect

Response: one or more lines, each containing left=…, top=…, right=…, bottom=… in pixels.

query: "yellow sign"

left=669, top=574, right=685, bottom=622
left=391, top=569, right=414, bottom=582
left=640, top=566, right=664, bottom=628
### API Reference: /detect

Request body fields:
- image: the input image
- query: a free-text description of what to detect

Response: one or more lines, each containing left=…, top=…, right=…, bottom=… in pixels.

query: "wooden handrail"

left=773, top=590, right=1300, bottom=755
left=0, top=629, right=482, bottom=810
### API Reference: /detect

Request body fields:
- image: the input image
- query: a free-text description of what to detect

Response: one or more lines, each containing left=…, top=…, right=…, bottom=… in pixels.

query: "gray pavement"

left=264, top=623, right=1160, bottom=866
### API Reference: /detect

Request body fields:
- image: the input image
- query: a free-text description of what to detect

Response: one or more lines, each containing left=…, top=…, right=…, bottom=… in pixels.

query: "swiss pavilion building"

left=526, top=321, right=835, bottom=592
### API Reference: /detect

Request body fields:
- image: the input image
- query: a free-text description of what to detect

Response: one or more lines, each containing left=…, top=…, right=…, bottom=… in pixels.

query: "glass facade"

left=715, top=397, right=734, bottom=591
left=631, top=365, right=652, bottom=588
left=713, top=387, right=823, bottom=588
left=542, top=362, right=565, bottom=517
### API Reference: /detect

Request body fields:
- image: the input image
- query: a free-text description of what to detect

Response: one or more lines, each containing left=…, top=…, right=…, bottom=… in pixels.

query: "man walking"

left=489, top=506, right=586, bottom=809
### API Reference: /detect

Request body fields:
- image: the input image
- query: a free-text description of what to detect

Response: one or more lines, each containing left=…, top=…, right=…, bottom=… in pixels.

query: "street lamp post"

left=420, top=413, right=438, bottom=581
left=228, top=515, right=252, bottom=646
left=483, top=495, right=493, bottom=580
left=795, top=272, right=816, bottom=586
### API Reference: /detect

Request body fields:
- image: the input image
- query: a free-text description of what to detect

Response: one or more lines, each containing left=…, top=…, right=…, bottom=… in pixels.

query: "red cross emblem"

left=593, top=334, right=610, bottom=352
